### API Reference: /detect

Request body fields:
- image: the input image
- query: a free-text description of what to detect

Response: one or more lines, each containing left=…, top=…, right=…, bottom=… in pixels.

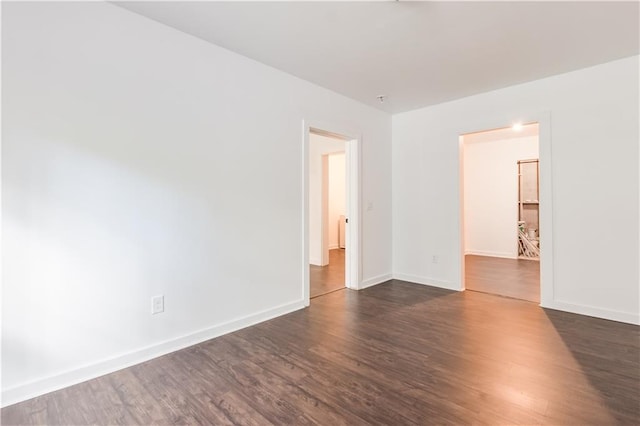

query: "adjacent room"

left=462, top=123, right=541, bottom=303
left=308, top=130, right=347, bottom=298
left=2, top=1, right=638, bottom=425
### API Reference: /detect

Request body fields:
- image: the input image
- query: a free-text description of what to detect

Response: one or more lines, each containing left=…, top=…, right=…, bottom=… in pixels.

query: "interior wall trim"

left=360, top=274, right=393, bottom=289
left=392, top=274, right=460, bottom=291
left=464, top=250, right=518, bottom=260
left=541, top=300, right=639, bottom=325
left=1, top=299, right=306, bottom=408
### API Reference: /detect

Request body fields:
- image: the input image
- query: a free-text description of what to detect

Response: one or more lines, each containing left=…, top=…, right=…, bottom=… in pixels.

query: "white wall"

left=1, top=2, right=392, bottom=405
left=463, top=133, right=539, bottom=259
left=393, top=55, right=639, bottom=325
left=328, top=153, right=346, bottom=250
left=308, top=134, right=345, bottom=265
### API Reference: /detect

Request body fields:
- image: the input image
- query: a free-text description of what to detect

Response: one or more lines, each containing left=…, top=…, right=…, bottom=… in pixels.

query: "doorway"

left=303, top=124, right=360, bottom=304
left=460, top=123, right=541, bottom=302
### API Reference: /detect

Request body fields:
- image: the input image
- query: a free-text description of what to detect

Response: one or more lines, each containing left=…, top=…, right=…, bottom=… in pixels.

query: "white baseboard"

left=542, top=300, right=639, bottom=325
left=392, top=273, right=461, bottom=291
left=359, top=273, right=393, bottom=290
left=1, top=299, right=306, bottom=408
left=392, top=273, right=638, bottom=325
left=309, top=257, right=322, bottom=266
left=464, top=250, right=517, bottom=260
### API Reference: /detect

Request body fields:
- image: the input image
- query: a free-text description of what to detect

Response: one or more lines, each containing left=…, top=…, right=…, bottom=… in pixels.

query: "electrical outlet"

left=152, top=295, right=164, bottom=314
left=432, top=255, right=439, bottom=264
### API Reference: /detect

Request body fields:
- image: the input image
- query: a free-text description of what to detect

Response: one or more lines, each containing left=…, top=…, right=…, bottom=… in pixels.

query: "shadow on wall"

left=544, top=309, right=640, bottom=424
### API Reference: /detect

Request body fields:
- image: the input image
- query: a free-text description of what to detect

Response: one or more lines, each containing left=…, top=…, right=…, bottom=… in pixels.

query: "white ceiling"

left=115, top=1, right=639, bottom=114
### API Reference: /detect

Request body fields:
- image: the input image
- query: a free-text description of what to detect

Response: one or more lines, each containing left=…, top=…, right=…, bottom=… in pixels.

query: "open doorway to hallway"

left=461, top=123, right=541, bottom=303
left=308, top=130, right=347, bottom=298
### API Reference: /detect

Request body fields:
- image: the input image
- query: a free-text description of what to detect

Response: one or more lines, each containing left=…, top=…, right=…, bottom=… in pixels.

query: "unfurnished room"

left=1, top=1, right=639, bottom=425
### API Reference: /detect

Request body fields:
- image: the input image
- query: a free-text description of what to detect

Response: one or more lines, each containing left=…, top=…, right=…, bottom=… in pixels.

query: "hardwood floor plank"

left=310, top=249, right=345, bottom=298
left=466, top=254, right=540, bottom=302
left=3, top=280, right=638, bottom=425
left=214, top=390, right=274, bottom=426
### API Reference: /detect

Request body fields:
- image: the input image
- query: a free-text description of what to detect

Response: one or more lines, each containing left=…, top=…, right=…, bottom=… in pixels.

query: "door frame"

left=458, top=111, right=554, bottom=307
left=302, top=120, right=361, bottom=306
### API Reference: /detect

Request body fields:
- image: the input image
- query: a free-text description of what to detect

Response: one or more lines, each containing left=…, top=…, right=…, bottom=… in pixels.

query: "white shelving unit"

left=518, top=159, right=540, bottom=259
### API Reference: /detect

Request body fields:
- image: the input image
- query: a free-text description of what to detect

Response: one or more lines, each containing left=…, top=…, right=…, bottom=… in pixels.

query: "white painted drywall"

left=308, top=134, right=345, bottom=265
left=328, top=153, right=346, bottom=250
left=2, top=2, right=392, bottom=405
left=393, top=55, right=639, bottom=324
left=463, top=134, right=539, bottom=259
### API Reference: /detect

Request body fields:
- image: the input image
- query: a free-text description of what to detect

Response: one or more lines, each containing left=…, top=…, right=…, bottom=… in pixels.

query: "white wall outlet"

left=367, top=201, right=374, bottom=211
left=432, top=255, right=439, bottom=264
left=152, top=295, right=164, bottom=314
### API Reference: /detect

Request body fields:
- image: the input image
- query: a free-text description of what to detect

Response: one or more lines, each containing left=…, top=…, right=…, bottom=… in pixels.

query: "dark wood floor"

left=310, top=249, right=345, bottom=298
left=465, top=254, right=540, bottom=303
left=3, top=280, right=639, bottom=425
